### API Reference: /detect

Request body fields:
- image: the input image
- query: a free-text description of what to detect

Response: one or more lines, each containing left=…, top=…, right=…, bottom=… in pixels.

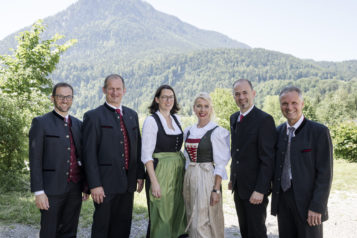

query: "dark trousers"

left=40, top=182, right=82, bottom=238
left=234, top=192, right=268, bottom=238
left=278, top=187, right=323, bottom=238
left=91, top=192, right=134, bottom=238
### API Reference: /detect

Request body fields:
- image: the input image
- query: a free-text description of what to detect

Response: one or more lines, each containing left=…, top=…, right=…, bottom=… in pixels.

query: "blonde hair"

left=193, top=92, right=215, bottom=119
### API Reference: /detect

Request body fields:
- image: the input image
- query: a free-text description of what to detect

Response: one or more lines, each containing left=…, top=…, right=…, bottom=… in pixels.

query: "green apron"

left=149, top=152, right=187, bottom=238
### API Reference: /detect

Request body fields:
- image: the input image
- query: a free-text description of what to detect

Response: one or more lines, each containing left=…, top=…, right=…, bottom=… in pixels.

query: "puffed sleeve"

left=211, top=126, right=230, bottom=180
left=141, top=116, right=158, bottom=165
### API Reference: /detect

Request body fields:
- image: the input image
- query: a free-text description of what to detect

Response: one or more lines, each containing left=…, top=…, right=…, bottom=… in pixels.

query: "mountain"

left=0, top=0, right=356, bottom=118
left=0, top=0, right=249, bottom=63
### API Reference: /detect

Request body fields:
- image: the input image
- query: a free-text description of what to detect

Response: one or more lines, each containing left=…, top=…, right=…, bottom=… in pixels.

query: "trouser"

left=40, top=182, right=82, bottom=238
left=91, top=192, right=134, bottom=238
left=234, top=191, right=268, bottom=238
left=278, top=187, right=323, bottom=238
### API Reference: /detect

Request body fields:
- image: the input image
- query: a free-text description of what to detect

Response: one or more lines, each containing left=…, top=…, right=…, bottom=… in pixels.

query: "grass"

left=0, top=159, right=355, bottom=226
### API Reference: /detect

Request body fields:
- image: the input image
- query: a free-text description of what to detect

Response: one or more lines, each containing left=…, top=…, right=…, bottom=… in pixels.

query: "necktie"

left=239, top=114, right=244, bottom=122
left=115, top=109, right=130, bottom=170
left=281, top=127, right=295, bottom=191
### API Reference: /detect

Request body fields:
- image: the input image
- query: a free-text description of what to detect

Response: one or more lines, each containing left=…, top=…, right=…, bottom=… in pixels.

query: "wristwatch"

left=212, top=189, right=221, bottom=194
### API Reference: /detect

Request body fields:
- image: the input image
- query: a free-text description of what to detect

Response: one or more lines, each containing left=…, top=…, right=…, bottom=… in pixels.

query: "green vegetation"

left=0, top=159, right=354, bottom=226
left=0, top=21, right=76, bottom=189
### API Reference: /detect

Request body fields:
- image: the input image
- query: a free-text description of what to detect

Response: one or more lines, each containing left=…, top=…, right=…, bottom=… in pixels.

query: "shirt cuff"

left=34, top=190, right=45, bottom=195
left=141, top=157, right=154, bottom=165
left=214, top=165, right=228, bottom=180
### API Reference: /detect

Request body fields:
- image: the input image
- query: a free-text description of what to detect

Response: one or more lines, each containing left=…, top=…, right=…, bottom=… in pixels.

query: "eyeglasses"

left=160, top=95, right=174, bottom=101
left=55, top=95, right=73, bottom=101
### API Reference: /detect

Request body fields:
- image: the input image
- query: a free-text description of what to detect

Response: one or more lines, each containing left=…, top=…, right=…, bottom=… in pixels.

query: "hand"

left=136, top=179, right=144, bottom=193
left=210, top=191, right=220, bottom=206
left=91, top=186, right=105, bottom=204
left=307, top=210, right=322, bottom=226
left=228, top=181, right=232, bottom=190
left=35, top=193, right=49, bottom=210
left=249, top=191, right=264, bottom=204
left=151, top=181, right=161, bottom=198
left=82, top=193, right=89, bottom=201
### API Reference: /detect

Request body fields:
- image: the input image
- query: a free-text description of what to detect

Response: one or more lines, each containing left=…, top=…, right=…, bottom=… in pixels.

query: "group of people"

left=29, top=74, right=333, bottom=238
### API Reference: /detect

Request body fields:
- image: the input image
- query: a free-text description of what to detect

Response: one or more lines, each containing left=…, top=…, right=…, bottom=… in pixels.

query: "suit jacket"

left=230, top=106, right=276, bottom=199
left=29, top=111, right=83, bottom=195
left=271, top=118, right=333, bottom=222
left=82, top=103, right=145, bottom=194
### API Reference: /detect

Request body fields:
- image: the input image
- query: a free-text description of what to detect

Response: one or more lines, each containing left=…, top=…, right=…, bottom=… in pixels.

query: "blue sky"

left=0, top=0, right=356, bottom=62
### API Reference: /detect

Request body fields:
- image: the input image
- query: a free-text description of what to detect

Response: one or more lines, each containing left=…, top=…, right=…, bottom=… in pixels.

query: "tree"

left=262, top=95, right=285, bottom=125
left=0, top=21, right=76, bottom=187
left=331, top=121, right=357, bottom=162
left=210, top=88, right=237, bottom=130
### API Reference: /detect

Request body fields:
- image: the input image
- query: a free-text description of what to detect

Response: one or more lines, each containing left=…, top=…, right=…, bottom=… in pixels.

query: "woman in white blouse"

left=183, top=92, right=230, bottom=238
left=141, top=85, right=187, bottom=238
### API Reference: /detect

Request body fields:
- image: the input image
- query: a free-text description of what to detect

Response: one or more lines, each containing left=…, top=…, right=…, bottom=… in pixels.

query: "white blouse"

left=183, top=121, right=230, bottom=180
left=141, top=111, right=182, bottom=165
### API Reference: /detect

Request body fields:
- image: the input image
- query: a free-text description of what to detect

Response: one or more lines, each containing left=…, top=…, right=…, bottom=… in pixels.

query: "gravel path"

left=1, top=191, right=356, bottom=238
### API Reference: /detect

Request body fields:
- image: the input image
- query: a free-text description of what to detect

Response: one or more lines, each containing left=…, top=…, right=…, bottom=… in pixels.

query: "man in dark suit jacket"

left=29, top=82, right=88, bottom=237
left=271, top=86, right=333, bottom=238
left=82, top=74, right=145, bottom=238
left=229, top=79, right=276, bottom=238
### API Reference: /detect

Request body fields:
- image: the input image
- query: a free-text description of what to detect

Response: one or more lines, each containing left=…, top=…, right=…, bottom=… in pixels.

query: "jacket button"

left=236, top=161, right=239, bottom=164
left=66, top=172, right=69, bottom=175
left=117, top=116, right=120, bottom=119
left=236, top=149, right=239, bottom=152
left=122, top=154, right=124, bottom=157
left=120, top=141, right=123, bottom=144
left=64, top=123, right=68, bottom=127
left=234, top=173, right=237, bottom=176
left=67, top=147, right=70, bottom=151
left=66, top=135, right=69, bottom=138
left=67, top=160, right=70, bottom=163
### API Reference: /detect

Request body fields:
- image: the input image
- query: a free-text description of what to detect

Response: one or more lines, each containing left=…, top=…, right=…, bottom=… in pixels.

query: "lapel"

left=231, top=112, right=239, bottom=132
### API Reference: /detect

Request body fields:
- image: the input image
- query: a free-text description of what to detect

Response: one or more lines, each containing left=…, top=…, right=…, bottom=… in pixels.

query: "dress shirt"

left=105, top=102, right=123, bottom=114
left=238, top=104, right=255, bottom=122
left=183, top=121, right=230, bottom=180
left=285, top=114, right=304, bottom=136
left=141, top=111, right=182, bottom=165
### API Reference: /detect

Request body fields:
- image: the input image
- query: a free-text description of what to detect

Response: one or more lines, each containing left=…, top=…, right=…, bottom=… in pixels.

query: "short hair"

left=52, top=82, right=73, bottom=96
left=193, top=92, right=214, bottom=119
left=232, top=79, right=254, bottom=90
left=103, top=74, right=125, bottom=88
left=279, top=86, right=303, bottom=100
left=148, top=85, right=180, bottom=114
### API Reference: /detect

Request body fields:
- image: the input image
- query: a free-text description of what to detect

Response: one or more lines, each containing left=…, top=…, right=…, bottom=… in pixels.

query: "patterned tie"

left=281, top=127, right=295, bottom=191
left=115, top=109, right=130, bottom=170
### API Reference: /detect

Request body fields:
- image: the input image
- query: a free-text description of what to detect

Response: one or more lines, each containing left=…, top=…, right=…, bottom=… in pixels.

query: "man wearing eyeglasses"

left=29, top=82, right=89, bottom=237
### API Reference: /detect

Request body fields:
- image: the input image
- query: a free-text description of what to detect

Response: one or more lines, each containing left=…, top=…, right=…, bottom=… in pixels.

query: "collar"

left=240, top=104, right=254, bottom=117
left=52, top=110, right=69, bottom=121
left=285, top=114, right=304, bottom=135
left=105, top=102, right=123, bottom=114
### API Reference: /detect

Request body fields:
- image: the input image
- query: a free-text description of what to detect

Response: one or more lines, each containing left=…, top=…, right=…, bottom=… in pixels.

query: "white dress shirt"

left=238, top=104, right=255, bottom=122
left=183, top=121, right=230, bottom=180
left=141, top=111, right=182, bottom=165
